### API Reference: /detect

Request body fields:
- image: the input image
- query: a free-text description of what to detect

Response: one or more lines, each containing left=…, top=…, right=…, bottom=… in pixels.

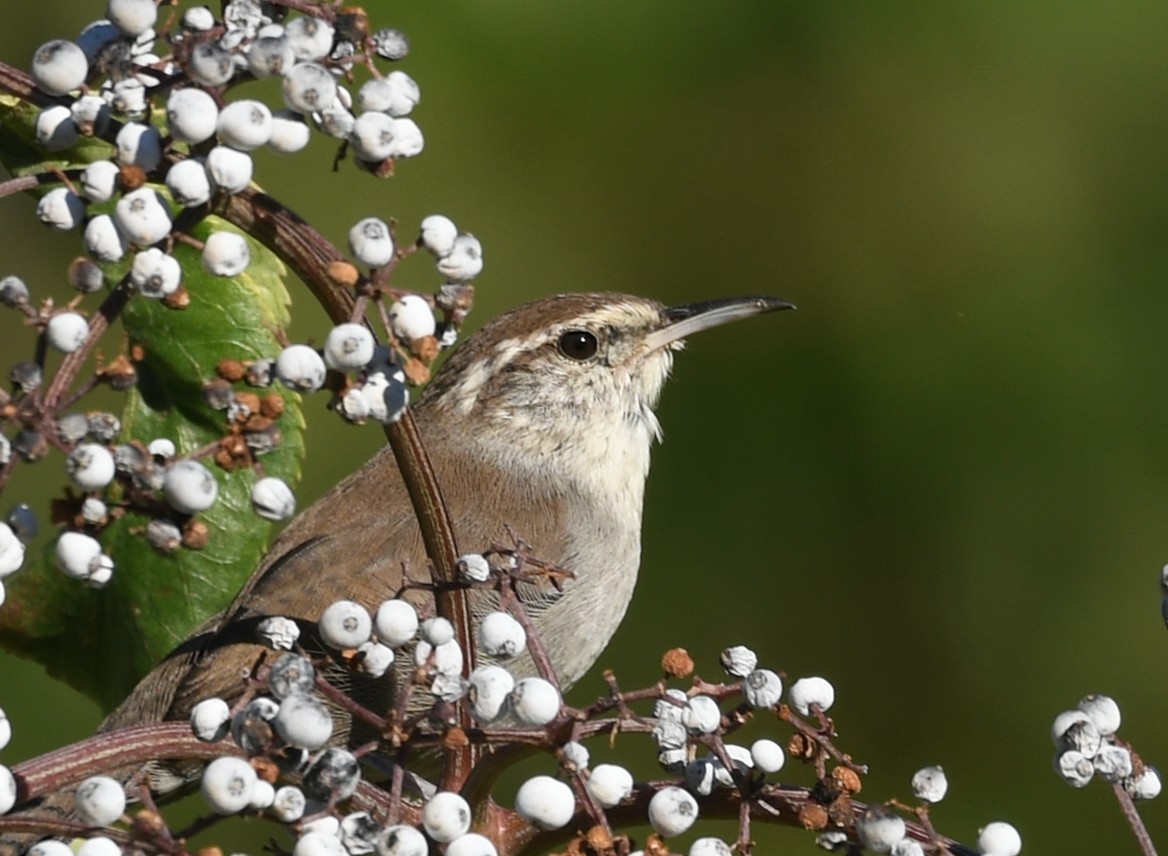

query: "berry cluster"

left=0, top=0, right=486, bottom=605
left=0, top=546, right=1027, bottom=855
left=1051, top=694, right=1161, bottom=798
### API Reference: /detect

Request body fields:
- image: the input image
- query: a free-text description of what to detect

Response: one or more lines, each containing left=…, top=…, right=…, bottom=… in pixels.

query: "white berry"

left=421, top=616, right=455, bottom=646
left=467, top=664, right=514, bottom=723
left=201, top=756, right=256, bottom=815
left=248, top=37, right=295, bottom=79
left=202, top=231, right=250, bottom=276
left=389, top=295, right=436, bottom=342
left=445, top=834, right=498, bottom=856
left=0, top=524, right=25, bottom=580
left=249, top=779, right=275, bottom=811
left=36, top=188, right=85, bottom=230
left=688, top=839, right=732, bottom=856
left=115, top=122, right=162, bottom=171
left=386, top=118, right=424, bottom=158
left=457, top=553, right=491, bottom=582
left=163, top=459, right=219, bottom=514
left=71, top=95, right=110, bottom=136
left=478, top=611, right=526, bottom=659
left=1094, top=744, right=1133, bottom=782
left=682, top=695, right=721, bottom=734
left=285, top=17, right=334, bottom=62
left=647, top=786, right=697, bottom=837
left=515, top=775, right=574, bottom=830
left=68, top=443, right=116, bottom=490
left=190, top=697, right=231, bottom=742
left=79, top=160, right=120, bottom=202
left=560, top=741, right=589, bottom=772
left=251, top=476, right=296, bottom=521
left=282, top=62, right=337, bottom=113
left=414, top=638, right=463, bottom=678
left=911, top=765, right=947, bottom=803
left=294, top=831, right=346, bottom=856
left=0, top=764, right=14, bottom=814
left=217, top=99, right=273, bottom=150
left=108, top=0, right=157, bottom=36
left=435, top=234, right=483, bottom=281
left=358, top=72, right=420, bottom=117
left=34, top=105, right=79, bottom=151
left=46, top=312, right=90, bottom=353
left=130, top=248, right=181, bottom=297
left=27, top=843, right=72, bottom=856
left=76, top=836, right=120, bottom=856
left=271, top=785, right=306, bottom=822
left=891, top=840, right=925, bottom=856
left=148, top=438, right=175, bottom=458
left=977, top=822, right=1021, bottom=856
left=375, top=599, right=418, bottom=647
left=257, top=616, right=301, bottom=650
left=206, top=145, right=253, bottom=193
left=356, top=641, right=394, bottom=678
left=1077, top=694, right=1121, bottom=737
left=31, top=40, right=88, bottom=96
left=84, top=214, right=126, bottom=262
left=114, top=188, right=171, bottom=246
left=74, top=775, right=126, bottom=826
left=324, top=323, right=375, bottom=370
left=268, top=110, right=311, bottom=154
left=856, top=806, right=906, bottom=853
left=1127, top=766, right=1162, bottom=800
left=349, top=111, right=397, bottom=162
left=750, top=739, right=785, bottom=774
left=188, top=42, right=234, bottom=87
left=166, top=159, right=212, bottom=207
left=510, top=677, right=561, bottom=726
left=276, top=344, right=326, bottom=392
left=419, top=215, right=458, bottom=257
left=422, top=792, right=471, bottom=843
left=378, top=825, right=427, bottom=856
left=788, top=676, right=835, bottom=715
left=742, top=668, right=783, bottom=708
left=348, top=217, right=395, bottom=268
left=167, top=88, right=219, bottom=144
left=586, top=764, right=633, bottom=808
left=274, top=694, right=333, bottom=750
left=319, top=600, right=372, bottom=649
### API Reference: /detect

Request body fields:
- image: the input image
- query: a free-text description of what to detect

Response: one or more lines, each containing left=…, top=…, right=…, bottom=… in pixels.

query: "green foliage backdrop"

left=1, top=2, right=1167, bottom=852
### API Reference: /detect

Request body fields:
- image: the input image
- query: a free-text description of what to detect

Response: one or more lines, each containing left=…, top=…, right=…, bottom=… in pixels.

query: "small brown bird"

left=0, top=292, right=790, bottom=853
left=103, top=292, right=791, bottom=739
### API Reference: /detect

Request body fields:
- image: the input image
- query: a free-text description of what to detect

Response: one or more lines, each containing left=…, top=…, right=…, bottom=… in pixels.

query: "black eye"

left=557, top=329, right=599, bottom=361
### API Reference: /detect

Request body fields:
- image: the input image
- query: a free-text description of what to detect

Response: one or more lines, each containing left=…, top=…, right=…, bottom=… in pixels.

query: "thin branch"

left=1112, top=782, right=1158, bottom=856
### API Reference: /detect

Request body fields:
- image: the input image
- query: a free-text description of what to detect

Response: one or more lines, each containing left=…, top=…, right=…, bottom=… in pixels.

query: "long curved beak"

left=644, top=296, right=795, bottom=351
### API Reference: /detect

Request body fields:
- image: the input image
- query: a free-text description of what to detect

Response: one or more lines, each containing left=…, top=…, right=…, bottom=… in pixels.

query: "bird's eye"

left=557, top=329, right=599, bottom=361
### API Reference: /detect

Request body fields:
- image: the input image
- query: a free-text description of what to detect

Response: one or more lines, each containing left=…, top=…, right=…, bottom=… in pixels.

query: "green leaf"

left=0, top=98, right=307, bottom=710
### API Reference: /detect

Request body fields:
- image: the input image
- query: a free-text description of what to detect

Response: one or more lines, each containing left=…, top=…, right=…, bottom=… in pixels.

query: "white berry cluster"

left=0, top=620, right=1035, bottom=855
left=1, top=0, right=492, bottom=608
left=1052, top=694, right=1161, bottom=799
left=26, top=1, right=428, bottom=310
left=190, top=651, right=359, bottom=821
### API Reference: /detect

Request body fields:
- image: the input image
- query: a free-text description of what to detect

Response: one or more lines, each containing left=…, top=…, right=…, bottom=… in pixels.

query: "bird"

left=0, top=291, right=791, bottom=853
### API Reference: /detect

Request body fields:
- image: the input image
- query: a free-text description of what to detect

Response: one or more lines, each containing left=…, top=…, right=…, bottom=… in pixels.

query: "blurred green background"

left=2, top=1, right=1168, bottom=852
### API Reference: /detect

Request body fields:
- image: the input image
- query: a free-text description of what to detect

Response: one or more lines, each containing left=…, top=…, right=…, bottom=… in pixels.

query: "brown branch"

left=5, top=723, right=235, bottom=803
left=1112, top=782, right=1159, bottom=856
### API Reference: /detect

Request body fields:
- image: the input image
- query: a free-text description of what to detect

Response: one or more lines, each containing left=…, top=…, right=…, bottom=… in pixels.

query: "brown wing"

left=102, top=409, right=573, bottom=733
